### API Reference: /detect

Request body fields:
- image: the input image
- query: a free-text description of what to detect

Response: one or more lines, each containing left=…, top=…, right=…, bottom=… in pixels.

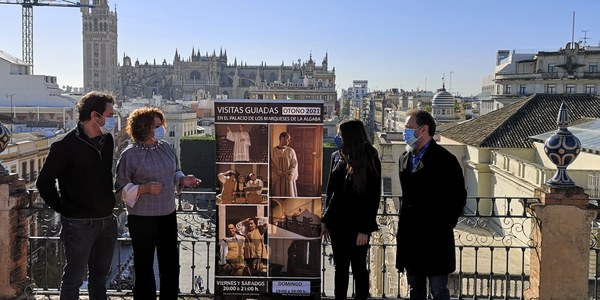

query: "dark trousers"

left=406, top=274, right=450, bottom=300
left=59, top=215, right=117, bottom=300
left=330, top=229, right=370, bottom=300
left=128, top=212, right=179, bottom=300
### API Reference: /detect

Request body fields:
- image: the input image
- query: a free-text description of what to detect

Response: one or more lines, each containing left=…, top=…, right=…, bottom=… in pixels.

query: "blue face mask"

left=403, top=127, right=422, bottom=146
left=96, top=112, right=116, bottom=135
left=154, top=126, right=165, bottom=140
left=333, top=133, right=343, bottom=150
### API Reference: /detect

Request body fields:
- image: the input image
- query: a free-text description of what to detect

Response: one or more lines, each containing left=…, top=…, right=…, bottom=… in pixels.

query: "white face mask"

left=95, top=112, right=116, bottom=135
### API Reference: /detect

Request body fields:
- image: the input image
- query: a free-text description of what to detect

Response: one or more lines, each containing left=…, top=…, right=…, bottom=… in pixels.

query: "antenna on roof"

left=571, top=11, right=576, bottom=49
left=581, top=29, right=591, bottom=47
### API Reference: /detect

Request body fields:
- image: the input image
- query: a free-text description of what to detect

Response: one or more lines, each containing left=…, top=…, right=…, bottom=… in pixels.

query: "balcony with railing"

left=3, top=181, right=596, bottom=300
left=16, top=188, right=553, bottom=299
left=494, top=73, right=541, bottom=81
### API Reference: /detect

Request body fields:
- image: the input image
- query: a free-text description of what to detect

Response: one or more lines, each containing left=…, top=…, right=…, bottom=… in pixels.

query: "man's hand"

left=356, top=233, right=369, bottom=246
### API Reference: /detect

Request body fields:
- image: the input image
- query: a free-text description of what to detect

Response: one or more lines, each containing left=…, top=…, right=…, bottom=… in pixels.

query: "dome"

left=432, top=86, right=454, bottom=107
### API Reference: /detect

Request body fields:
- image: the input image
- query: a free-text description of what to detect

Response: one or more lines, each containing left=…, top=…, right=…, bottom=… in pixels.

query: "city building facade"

left=81, top=0, right=118, bottom=93
left=119, top=96, right=198, bottom=160
left=485, top=42, right=600, bottom=114
left=0, top=132, right=66, bottom=189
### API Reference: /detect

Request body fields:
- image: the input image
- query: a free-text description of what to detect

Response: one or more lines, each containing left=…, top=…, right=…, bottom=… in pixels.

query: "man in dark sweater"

left=36, top=91, right=117, bottom=300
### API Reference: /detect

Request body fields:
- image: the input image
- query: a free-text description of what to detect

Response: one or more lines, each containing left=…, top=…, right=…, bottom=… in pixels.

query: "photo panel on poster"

left=216, top=205, right=269, bottom=278
left=268, top=198, right=322, bottom=278
left=216, top=123, right=269, bottom=163
left=269, top=125, right=323, bottom=198
left=216, top=163, right=269, bottom=205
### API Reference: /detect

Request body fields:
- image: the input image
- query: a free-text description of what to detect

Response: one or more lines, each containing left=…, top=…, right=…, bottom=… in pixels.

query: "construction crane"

left=0, top=0, right=94, bottom=74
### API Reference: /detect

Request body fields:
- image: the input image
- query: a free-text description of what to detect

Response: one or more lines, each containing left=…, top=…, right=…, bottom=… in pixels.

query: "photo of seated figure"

left=216, top=164, right=268, bottom=205
left=245, top=172, right=265, bottom=204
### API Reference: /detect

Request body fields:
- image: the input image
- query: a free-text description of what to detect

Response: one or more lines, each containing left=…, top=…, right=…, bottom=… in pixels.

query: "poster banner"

left=215, top=99, right=323, bottom=300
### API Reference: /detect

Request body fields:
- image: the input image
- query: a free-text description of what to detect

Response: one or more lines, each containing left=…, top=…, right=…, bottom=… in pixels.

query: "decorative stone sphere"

left=0, top=121, right=9, bottom=153
left=544, top=131, right=581, bottom=167
left=543, top=101, right=581, bottom=187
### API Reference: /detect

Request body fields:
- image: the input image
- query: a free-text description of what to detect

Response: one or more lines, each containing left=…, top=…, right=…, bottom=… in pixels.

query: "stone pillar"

left=524, top=101, right=596, bottom=300
left=524, top=186, right=595, bottom=300
left=0, top=174, right=29, bottom=299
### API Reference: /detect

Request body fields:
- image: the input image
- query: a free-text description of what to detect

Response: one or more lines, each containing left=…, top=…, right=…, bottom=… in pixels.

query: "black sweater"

left=36, top=124, right=115, bottom=218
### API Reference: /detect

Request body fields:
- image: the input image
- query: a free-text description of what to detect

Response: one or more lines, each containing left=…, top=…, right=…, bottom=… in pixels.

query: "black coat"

left=395, top=140, right=466, bottom=276
left=36, top=124, right=115, bottom=218
left=322, top=149, right=381, bottom=235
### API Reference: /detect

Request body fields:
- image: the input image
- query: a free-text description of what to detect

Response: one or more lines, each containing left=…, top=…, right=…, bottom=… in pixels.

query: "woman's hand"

left=321, top=223, right=330, bottom=243
left=182, top=175, right=201, bottom=187
left=142, top=181, right=163, bottom=195
left=356, top=232, right=369, bottom=246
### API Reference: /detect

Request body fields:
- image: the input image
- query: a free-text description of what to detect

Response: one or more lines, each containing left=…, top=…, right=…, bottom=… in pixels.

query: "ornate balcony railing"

left=20, top=190, right=545, bottom=299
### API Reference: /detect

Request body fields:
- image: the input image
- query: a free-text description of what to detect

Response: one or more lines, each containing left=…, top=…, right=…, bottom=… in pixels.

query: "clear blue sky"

left=1, top=1, right=600, bottom=97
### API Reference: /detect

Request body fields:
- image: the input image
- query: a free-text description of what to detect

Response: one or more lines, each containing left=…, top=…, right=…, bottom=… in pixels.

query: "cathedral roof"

left=438, top=93, right=600, bottom=148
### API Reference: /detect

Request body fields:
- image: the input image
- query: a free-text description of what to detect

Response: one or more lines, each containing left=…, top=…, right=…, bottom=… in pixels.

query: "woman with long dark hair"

left=321, top=119, right=382, bottom=299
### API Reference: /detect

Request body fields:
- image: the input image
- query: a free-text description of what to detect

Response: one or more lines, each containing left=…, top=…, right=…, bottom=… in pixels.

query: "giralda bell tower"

left=81, top=0, right=118, bottom=93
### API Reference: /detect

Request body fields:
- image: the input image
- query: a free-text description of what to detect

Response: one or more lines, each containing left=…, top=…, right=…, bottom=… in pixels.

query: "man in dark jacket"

left=396, top=109, right=466, bottom=300
left=36, top=91, right=117, bottom=300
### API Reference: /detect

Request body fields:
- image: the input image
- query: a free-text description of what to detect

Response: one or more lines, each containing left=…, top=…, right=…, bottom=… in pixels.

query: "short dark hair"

left=407, top=109, right=436, bottom=136
left=279, top=132, right=290, bottom=140
left=126, top=107, right=166, bottom=143
left=76, top=91, right=115, bottom=122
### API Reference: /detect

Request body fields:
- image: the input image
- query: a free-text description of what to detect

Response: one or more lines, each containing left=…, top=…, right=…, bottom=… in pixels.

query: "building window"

left=21, top=161, right=27, bottom=181
left=546, top=84, right=556, bottom=94
left=586, top=84, right=596, bottom=95
left=548, top=64, right=557, bottom=73
left=590, top=64, right=598, bottom=73
left=505, top=85, right=512, bottom=94
left=519, top=84, right=526, bottom=95
left=382, top=177, right=392, bottom=195
left=565, top=84, right=575, bottom=94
